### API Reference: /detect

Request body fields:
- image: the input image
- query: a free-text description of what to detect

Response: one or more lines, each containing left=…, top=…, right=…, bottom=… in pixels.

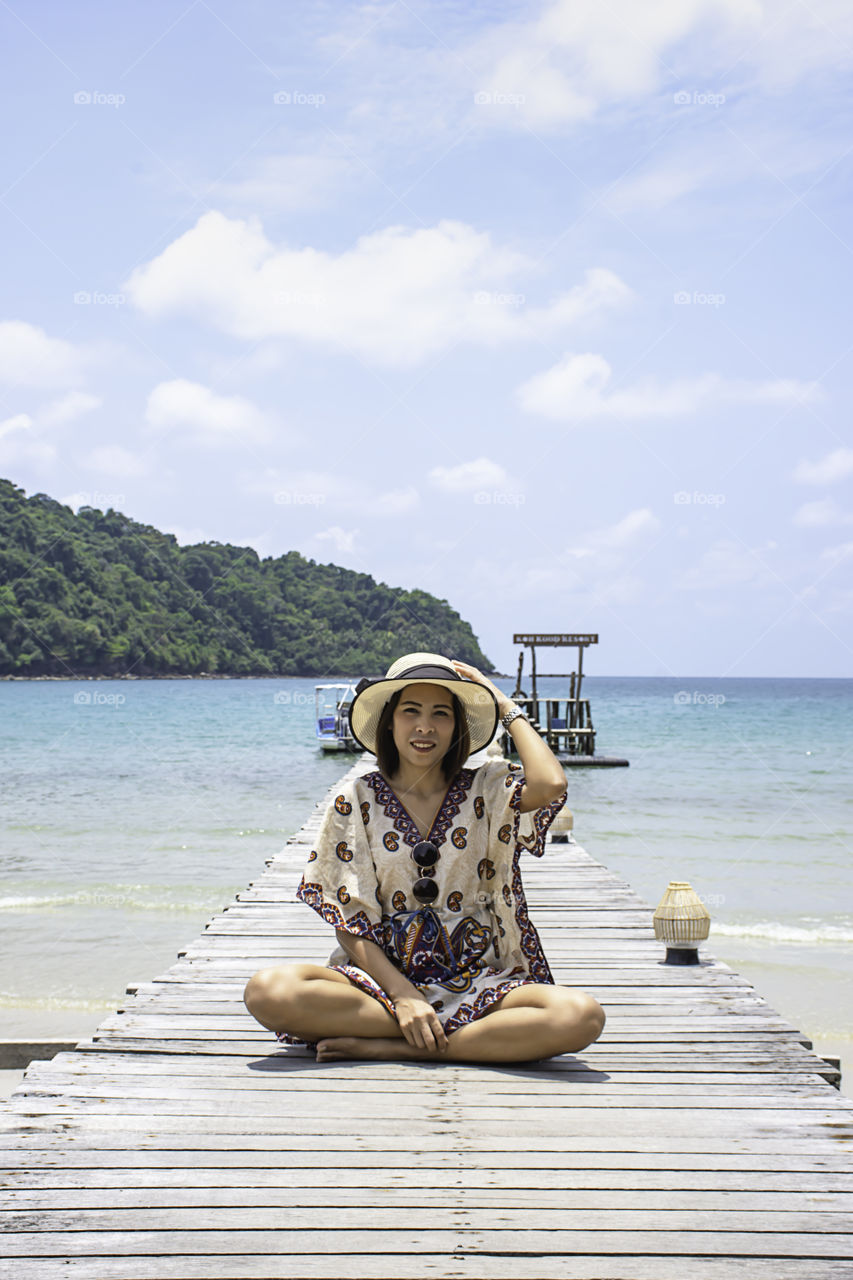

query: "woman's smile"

left=391, top=684, right=455, bottom=769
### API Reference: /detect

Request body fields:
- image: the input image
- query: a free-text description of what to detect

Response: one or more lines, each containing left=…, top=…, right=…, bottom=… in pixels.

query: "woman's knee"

left=243, top=963, right=316, bottom=1024
left=550, top=987, right=606, bottom=1048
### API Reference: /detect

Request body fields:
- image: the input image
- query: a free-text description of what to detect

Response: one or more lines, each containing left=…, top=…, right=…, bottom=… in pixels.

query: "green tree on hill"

left=0, top=478, right=493, bottom=678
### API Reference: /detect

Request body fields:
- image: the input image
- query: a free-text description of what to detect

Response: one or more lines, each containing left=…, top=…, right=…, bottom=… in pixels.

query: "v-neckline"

left=382, top=775, right=452, bottom=843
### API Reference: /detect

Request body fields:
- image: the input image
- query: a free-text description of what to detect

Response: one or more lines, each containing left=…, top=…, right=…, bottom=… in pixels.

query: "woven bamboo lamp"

left=549, top=807, right=574, bottom=843
left=653, top=880, right=710, bottom=965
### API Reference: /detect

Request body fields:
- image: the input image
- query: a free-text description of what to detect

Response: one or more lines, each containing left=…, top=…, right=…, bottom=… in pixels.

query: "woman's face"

left=390, top=683, right=456, bottom=774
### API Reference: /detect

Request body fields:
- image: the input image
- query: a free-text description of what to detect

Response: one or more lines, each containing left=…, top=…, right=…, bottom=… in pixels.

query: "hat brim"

left=349, top=675, right=499, bottom=756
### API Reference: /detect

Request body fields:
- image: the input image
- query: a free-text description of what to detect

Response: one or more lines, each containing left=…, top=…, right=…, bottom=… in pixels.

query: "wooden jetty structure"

left=2, top=752, right=852, bottom=1278
left=509, top=633, right=629, bottom=766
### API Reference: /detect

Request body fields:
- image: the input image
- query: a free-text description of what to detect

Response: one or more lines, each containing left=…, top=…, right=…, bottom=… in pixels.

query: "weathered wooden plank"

left=3, top=1141, right=845, bottom=1162
left=4, top=1187, right=853, bottom=1212
left=4, top=1108, right=851, bottom=1135
left=3, top=1167, right=852, bottom=1192
left=2, top=1256, right=853, bottom=1279
left=11, top=1091, right=847, bottom=1115
left=3, top=1148, right=852, bottom=1172
left=17, top=1068, right=840, bottom=1097
left=86, top=1012, right=808, bottom=1034
left=3, top=1226, right=853, bottom=1257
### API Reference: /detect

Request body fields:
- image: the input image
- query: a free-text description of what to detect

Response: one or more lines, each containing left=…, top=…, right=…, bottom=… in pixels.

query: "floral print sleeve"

left=295, top=781, right=384, bottom=946
left=479, top=758, right=567, bottom=859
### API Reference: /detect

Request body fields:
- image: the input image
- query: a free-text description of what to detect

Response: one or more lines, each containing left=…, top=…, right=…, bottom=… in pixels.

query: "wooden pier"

left=2, top=753, right=852, bottom=1278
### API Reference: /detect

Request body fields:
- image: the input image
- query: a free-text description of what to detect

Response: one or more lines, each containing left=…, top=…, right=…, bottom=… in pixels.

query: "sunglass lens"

left=413, top=877, right=440, bottom=904
left=412, top=840, right=438, bottom=868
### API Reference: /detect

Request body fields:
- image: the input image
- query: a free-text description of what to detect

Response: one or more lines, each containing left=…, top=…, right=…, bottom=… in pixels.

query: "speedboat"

left=314, top=683, right=359, bottom=752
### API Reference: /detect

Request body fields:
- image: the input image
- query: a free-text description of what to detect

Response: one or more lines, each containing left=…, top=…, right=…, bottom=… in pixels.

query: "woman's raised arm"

left=450, top=659, right=567, bottom=812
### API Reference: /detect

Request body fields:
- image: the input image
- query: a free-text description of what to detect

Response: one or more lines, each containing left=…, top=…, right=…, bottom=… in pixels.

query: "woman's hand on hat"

left=451, top=660, right=514, bottom=715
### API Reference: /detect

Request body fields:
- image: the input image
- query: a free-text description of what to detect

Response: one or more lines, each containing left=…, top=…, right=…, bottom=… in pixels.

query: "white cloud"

left=0, top=412, right=32, bottom=439
left=517, top=351, right=822, bottom=422
left=241, top=467, right=339, bottom=506
left=0, top=389, right=102, bottom=469
left=584, top=508, right=661, bottom=551
left=793, top=447, right=853, bottom=485
left=316, top=526, right=358, bottom=554
left=793, top=499, right=841, bottom=527
left=0, top=412, right=57, bottom=467
left=0, top=321, right=90, bottom=388
left=211, top=152, right=355, bottom=214
left=497, top=507, right=662, bottom=598
left=240, top=468, right=418, bottom=517
left=160, top=523, right=217, bottom=546
left=819, top=541, right=853, bottom=567
left=39, top=392, right=102, bottom=427
left=429, top=457, right=511, bottom=493
left=144, top=378, right=274, bottom=447
left=467, top=0, right=853, bottom=132
left=676, top=539, right=778, bottom=591
left=375, top=486, right=420, bottom=515
left=84, top=445, right=151, bottom=477
left=602, top=159, right=723, bottom=216
left=122, top=211, right=632, bottom=368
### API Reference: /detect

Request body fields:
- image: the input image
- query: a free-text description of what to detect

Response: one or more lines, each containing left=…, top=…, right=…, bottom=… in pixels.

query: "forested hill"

left=0, top=478, right=493, bottom=678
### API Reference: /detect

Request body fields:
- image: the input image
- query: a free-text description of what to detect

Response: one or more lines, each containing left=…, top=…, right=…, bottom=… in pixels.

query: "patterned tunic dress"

left=277, top=757, right=567, bottom=1043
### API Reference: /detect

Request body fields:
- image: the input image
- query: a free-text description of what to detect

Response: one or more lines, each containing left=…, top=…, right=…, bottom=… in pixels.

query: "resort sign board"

left=513, top=634, right=599, bottom=646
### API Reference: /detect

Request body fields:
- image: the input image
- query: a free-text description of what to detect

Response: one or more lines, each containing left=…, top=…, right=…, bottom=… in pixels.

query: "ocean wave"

left=0, top=994, right=117, bottom=1012
left=713, top=920, right=853, bottom=945
left=0, top=887, right=232, bottom=913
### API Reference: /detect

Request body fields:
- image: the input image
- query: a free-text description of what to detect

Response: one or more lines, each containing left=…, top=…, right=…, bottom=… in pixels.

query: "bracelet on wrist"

left=500, top=704, right=526, bottom=729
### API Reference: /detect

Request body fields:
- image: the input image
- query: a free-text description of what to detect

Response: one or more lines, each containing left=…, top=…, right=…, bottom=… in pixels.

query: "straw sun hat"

left=348, top=652, right=500, bottom=755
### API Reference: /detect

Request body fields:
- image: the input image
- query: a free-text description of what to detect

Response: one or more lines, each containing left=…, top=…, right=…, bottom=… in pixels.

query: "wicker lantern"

left=653, top=880, right=710, bottom=965
left=549, top=807, right=574, bottom=843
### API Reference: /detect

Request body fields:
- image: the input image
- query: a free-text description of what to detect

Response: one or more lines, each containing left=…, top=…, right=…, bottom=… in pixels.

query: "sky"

left=1, top=0, right=852, bottom=677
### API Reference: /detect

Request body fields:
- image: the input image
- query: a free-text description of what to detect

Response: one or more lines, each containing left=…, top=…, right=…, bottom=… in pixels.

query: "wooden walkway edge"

left=2, top=753, right=853, bottom=1279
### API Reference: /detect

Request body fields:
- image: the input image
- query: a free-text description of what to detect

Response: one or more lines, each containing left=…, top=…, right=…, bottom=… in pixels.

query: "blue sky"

left=1, top=0, right=852, bottom=675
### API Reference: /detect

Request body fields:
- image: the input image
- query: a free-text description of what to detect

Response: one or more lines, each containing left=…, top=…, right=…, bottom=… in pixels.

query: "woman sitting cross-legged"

left=244, top=652, right=606, bottom=1063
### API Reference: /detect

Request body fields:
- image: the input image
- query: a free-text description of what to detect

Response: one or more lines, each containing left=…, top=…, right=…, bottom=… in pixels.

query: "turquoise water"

left=1, top=676, right=851, bottom=1074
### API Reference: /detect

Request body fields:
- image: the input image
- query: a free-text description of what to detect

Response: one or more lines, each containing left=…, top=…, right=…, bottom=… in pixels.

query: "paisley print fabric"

left=277, top=758, right=566, bottom=1045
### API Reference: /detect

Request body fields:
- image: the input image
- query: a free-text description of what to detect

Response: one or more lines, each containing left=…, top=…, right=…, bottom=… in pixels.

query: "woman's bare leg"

left=317, top=984, right=606, bottom=1064
left=243, top=963, right=404, bottom=1043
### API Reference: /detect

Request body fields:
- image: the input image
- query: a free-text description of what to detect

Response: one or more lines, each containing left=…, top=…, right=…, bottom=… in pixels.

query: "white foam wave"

left=713, top=920, right=853, bottom=945
left=0, top=889, right=226, bottom=913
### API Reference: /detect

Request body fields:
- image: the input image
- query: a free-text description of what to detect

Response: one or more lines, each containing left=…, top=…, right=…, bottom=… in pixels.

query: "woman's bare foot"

left=315, top=1036, right=442, bottom=1062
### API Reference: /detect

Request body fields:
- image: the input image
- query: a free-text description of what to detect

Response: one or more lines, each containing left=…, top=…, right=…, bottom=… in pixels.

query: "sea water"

left=1, top=676, right=850, bottom=1082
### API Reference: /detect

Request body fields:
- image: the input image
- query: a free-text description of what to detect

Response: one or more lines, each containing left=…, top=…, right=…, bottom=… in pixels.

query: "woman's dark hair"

left=376, top=686, right=471, bottom=782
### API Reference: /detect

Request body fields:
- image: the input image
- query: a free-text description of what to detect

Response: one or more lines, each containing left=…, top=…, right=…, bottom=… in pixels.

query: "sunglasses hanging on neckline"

left=411, top=839, right=440, bottom=904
